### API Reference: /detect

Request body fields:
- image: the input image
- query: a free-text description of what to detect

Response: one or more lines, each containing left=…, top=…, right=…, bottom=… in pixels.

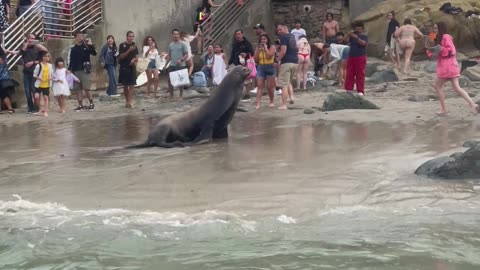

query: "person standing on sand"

left=291, top=20, right=306, bottom=42
left=345, top=22, right=368, bottom=96
left=33, top=51, right=53, bottom=117
left=67, top=31, right=97, bottom=112
left=118, top=31, right=139, bottom=108
left=385, top=11, right=400, bottom=67
left=164, top=29, right=188, bottom=100
left=229, top=29, right=254, bottom=101
left=99, top=35, right=119, bottom=97
left=142, top=36, right=160, bottom=98
left=253, top=23, right=267, bottom=42
left=427, top=22, right=478, bottom=116
left=276, top=23, right=298, bottom=110
left=254, top=34, right=276, bottom=109
left=296, top=35, right=311, bottom=91
left=393, top=19, right=424, bottom=74
left=323, top=13, right=339, bottom=44
left=21, top=33, right=48, bottom=114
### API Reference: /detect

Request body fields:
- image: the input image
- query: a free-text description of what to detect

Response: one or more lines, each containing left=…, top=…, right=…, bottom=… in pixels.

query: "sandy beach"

left=2, top=57, right=480, bottom=128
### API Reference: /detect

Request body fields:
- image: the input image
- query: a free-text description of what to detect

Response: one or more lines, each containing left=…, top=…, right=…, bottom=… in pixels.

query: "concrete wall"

left=101, top=0, right=203, bottom=51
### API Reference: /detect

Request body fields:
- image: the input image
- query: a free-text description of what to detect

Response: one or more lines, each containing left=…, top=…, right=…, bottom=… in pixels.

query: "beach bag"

left=169, top=68, right=190, bottom=88
left=193, top=71, right=207, bottom=87
left=246, top=55, right=257, bottom=79
left=136, top=57, right=149, bottom=74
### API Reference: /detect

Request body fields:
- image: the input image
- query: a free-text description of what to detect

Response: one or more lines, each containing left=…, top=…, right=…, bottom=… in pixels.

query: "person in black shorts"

left=118, top=31, right=139, bottom=108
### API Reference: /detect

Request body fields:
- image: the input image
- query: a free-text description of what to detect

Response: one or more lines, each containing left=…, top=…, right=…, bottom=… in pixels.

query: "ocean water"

left=1, top=115, right=480, bottom=269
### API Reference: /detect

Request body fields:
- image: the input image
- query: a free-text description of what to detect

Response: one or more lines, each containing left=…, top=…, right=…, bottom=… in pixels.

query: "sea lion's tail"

left=125, top=141, right=153, bottom=149
left=125, top=141, right=185, bottom=149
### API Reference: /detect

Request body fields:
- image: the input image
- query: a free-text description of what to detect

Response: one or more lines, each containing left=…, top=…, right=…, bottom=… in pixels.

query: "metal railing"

left=1, top=0, right=102, bottom=69
left=200, top=0, right=253, bottom=52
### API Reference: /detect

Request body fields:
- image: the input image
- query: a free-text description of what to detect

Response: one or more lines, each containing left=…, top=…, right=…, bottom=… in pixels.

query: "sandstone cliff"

left=353, top=0, right=480, bottom=57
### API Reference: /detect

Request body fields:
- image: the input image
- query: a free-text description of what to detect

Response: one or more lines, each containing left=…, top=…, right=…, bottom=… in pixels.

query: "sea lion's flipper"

left=152, top=141, right=185, bottom=148
left=213, top=127, right=228, bottom=139
left=184, top=124, right=214, bottom=146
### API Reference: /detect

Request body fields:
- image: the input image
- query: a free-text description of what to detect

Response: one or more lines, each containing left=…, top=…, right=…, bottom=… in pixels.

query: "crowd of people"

left=0, top=7, right=477, bottom=117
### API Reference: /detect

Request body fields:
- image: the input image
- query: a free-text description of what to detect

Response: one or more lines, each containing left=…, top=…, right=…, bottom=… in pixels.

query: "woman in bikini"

left=394, top=19, right=424, bottom=74
left=296, top=35, right=311, bottom=91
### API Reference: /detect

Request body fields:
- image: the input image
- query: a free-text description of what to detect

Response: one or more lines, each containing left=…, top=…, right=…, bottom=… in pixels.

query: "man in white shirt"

left=323, top=43, right=350, bottom=87
left=290, top=20, right=307, bottom=42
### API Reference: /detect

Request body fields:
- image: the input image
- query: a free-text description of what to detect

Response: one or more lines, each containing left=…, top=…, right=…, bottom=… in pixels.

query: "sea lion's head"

left=229, top=65, right=252, bottom=83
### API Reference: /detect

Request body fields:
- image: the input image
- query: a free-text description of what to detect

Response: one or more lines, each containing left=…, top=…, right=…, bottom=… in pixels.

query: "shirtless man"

left=323, top=13, right=339, bottom=44
left=394, top=18, right=424, bottom=74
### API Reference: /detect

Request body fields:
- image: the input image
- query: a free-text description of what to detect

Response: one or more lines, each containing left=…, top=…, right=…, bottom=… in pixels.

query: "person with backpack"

left=33, top=51, right=53, bottom=117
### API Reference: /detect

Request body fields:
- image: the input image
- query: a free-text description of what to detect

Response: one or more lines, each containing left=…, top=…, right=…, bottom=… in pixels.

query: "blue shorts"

left=147, top=59, right=157, bottom=70
left=256, top=64, right=276, bottom=79
left=341, top=47, right=350, bottom=60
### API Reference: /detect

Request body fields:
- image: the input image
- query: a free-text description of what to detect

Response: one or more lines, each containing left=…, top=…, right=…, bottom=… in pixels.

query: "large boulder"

left=321, top=92, right=380, bottom=111
left=415, top=141, right=480, bottom=179
left=462, top=65, right=480, bottom=81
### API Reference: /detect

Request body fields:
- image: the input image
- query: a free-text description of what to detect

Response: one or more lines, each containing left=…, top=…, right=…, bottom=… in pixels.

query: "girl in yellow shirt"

left=33, top=51, right=53, bottom=117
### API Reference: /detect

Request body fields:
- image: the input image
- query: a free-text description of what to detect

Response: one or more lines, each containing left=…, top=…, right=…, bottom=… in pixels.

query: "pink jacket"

left=436, top=34, right=460, bottom=79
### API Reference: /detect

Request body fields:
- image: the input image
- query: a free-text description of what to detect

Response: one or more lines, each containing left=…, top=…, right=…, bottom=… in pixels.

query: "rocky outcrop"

left=321, top=92, right=380, bottom=111
left=354, top=0, right=480, bottom=57
left=415, top=141, right=480, bottom=179
left=462, top=65, right=480, bottom=81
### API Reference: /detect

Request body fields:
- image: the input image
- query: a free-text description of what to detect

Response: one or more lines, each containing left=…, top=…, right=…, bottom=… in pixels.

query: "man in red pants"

left=345, top=22, right=368, bottom=96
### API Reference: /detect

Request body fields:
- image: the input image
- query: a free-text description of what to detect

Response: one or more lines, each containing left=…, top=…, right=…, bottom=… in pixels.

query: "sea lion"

left=128, top=66, right=251, bottom=148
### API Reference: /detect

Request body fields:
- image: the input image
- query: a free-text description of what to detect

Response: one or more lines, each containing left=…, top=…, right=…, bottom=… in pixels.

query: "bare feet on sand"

left=471, top=104, right=479, bottom=114
left=268, top=103, right=274, bottom=108
left=278, top=105, right=287, bottom=110
left=436, top=110, right=449, bottom=116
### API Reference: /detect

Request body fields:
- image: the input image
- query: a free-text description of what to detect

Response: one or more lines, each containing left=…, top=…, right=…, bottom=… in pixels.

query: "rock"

left=463, top=140, right=480, bottom=148
left=236, top=107, right=248, bottom=112
left=192, top=86, right=210, bottom=94
left=408, top=95, right=430, bottom=102
left=459, top=76, right=472, bottom=88
left=367, top=69, right=399, bottom=84
left=462, top=65, right=480, bottom=81
left=315, top=80, right=337, bottom=88
left=415, top=142, right=480, bottom=179
left=303, top=108, right=315, bottom=114
left=321, top=92, right=380, bottom=111
left=288, top=105, right=304, bottom=110
left=182, top=90, right=207, bottom=99
left=365, top=62, right=380, bottom=77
